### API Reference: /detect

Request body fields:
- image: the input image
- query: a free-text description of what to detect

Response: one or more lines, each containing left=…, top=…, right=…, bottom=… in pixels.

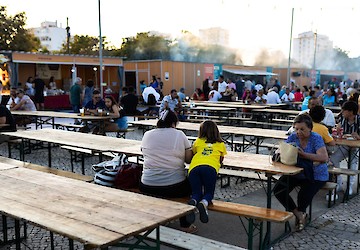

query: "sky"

left=3, top=0, right=360, bottom=65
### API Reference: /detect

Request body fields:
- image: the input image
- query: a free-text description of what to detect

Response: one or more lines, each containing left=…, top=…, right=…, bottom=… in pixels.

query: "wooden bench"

left=232, top=140, right=279, bottom=152
left=60, top=145, right=141, bottom=174
left=146, top=225, right=245, bottom=250
left=114, top=128, right=135, bottom=138
left=242, top=120, right=290, bottom=130
left=125, top=187, right=293, bottom=250
left=272, top=118, right=294, bottom=124
left=0, top=157, right=93, bottom=182
left=55, top=123, right=84, bottom=132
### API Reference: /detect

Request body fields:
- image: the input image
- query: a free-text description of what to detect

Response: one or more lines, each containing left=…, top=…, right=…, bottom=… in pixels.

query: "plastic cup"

left=79, top=108, right=85, bottom=116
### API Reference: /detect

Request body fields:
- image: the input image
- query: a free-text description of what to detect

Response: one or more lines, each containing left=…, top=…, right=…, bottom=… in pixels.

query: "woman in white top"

left=140, top=109, right=195, bottom=232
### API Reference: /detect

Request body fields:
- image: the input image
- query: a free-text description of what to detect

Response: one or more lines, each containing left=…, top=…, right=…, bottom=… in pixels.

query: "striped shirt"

left=340, top=115, right=360, bottom=134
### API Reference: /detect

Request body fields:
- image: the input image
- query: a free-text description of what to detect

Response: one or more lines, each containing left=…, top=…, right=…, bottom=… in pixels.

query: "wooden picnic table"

left=0, top=162, right=193, bottom=249
left=11, top=110, right=111, bottom=133
left=130, top=120, right=287, bottom=152
left=1, top=128, right=142, bottom=167
left=334, top=137, right=360, bottom=201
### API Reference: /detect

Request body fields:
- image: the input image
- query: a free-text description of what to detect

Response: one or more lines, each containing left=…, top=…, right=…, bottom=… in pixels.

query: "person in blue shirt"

left=178, top=88, right=186, bottom=102
left=322, top=89, right=336, bottom=106
left=274, top=114, right=328, bottom=232
left=84, top=89, right=106, bottom=114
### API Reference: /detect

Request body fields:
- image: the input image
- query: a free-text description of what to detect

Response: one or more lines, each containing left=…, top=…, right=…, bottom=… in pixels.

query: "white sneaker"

left=326, top=193, right=339, bottom=201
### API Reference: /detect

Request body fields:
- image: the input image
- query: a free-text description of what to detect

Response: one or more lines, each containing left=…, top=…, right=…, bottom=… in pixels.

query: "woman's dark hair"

left=157, top=109, right=178, bottom=128
left=104, top=95, right=118, bottom=112
left=342, top=101, right=358, bottom=115
left=293, top=113, right=313, bottom=130
left=309, top=105, right=325, bottom=123
left=26, top=77, right=33, bottom=82
left=195, top=88, right=203, bottom=95
left=309, top=90, right=315, bottom=97
left=105, top=95, right=118, bottom=106
left=198, top=120, right=223, bottom=143
left=303, top=85, right=309, bottom=92
left=86, top=79, right=94, bottom=88
left=49, top=76, right=54, bottom=82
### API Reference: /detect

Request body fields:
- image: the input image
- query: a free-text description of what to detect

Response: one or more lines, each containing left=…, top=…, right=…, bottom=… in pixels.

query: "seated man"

left=84, top=89, right=106, bottom=115
left=159, top=89, right=182, bottom=114
left=81, top=89, right=106, bottom=133
left=300, top=97, right=336, bottom=129
left=10, top=88, right=36, bottom=126
left=7, top=87, right=19, bottom=107
left=10, top=88, right=36, bottom=111
left=330, top=101, right=360, bottom=196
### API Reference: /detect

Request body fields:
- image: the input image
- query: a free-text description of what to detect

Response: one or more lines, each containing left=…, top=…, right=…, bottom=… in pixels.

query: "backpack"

left=147, top=93, right=157, bottom=105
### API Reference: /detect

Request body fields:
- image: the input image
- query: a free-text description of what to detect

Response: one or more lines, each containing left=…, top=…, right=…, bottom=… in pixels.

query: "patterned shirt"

left=340, top=115, right=360, bottom=134
left=286, top=132, right=328, bottom=181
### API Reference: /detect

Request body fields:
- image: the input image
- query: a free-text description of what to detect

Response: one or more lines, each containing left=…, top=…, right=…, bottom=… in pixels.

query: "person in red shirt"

left=294, top=88, right=304, bottom=102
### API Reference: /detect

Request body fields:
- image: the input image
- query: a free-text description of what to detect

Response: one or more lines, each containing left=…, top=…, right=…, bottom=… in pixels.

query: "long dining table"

left=11, top=110, right=111, bottom=133
left=0, top=161, right=193, bottom=250
left=129, top=119, right=288, bottom=152
left=1, top=128, right=142, bottom=167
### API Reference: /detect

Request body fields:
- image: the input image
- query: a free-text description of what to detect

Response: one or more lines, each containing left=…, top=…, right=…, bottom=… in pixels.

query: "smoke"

left=169, top=31, right=243, bottom=64
left=253, top=48, right=289, bottom=67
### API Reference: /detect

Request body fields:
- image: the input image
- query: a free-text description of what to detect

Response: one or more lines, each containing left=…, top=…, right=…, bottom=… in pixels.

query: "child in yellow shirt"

left=186, top=120, right=227, bottom=223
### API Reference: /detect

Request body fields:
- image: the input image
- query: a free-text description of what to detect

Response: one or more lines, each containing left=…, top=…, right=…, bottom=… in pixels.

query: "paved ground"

left=0, top=118, right=359, bottom=249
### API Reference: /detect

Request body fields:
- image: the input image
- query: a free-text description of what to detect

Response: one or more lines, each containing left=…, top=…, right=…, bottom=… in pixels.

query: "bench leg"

left=50, top=231, right=54, bottom=250
left=2, top=215, right=7, bottom=243
left=15, top=219, right=20, bottom=250
left=239, top=217, right=263, bottom=250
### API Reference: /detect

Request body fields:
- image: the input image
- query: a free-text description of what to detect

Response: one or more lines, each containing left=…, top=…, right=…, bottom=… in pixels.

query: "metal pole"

left=66, top=17, right=70, bottom=54
left=98, top=0, right=104, bottom=97
left=286, top=8, right=294, bottom=88
left=313, top=32, right=318, bottom=69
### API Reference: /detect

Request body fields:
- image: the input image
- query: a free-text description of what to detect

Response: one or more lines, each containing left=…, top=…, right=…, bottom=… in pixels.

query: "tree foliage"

left=112, top=32, right=171, bottom=60
left=59, top=35, right=109, bottom=55
left=0, top=6, right=40, bottom=51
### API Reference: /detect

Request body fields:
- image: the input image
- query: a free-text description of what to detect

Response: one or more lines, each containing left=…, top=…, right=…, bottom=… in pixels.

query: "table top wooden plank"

left=224, top=151, right=302, bottom=175
left=11, top=110, right=110, bottom=121
left=0, top=166, right=192, bottom=248
left=130, top=120, right=288, bottom=140
left=1, top=128, right=142, bottom=155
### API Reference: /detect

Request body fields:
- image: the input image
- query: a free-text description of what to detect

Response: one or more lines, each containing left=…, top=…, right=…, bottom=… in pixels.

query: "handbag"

left=114, top=163, right=143, bottom=189
left=295, top=157, right=314, bottom=182
left=272, top=141, right=298, bottom=165
left=92, top=153, right=128, bottom=187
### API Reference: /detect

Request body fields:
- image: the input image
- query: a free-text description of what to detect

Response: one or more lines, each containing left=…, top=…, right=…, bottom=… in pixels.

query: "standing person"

left=274, top=114, right=329, bottom=232
left=202, top=79, right=211, bottom=101
left=120, top=86, right=139, bottom=115
left=82, top=79, right=94, bottom=107
left=139, top=80, right=147, bottom=94
left=217, top=75, right=227, bottom=95
left=69, top=77, right=83, bottom=124
left=186, top=121, right=227, bottom=224
left=139, top=110, right=196, bottom=233
left=49, top=76, right=57, bottom=90
left=32, top=75, right=46, bottom=110
left=24, top=76, right=34, bottom=96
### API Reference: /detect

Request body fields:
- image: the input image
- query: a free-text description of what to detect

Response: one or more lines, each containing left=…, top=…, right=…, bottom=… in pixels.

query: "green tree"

left=114, top=32, right=171, bottom=60
left=60, top=35, right=109, bottom=55
left=0, top=6, right=40, bottom=51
